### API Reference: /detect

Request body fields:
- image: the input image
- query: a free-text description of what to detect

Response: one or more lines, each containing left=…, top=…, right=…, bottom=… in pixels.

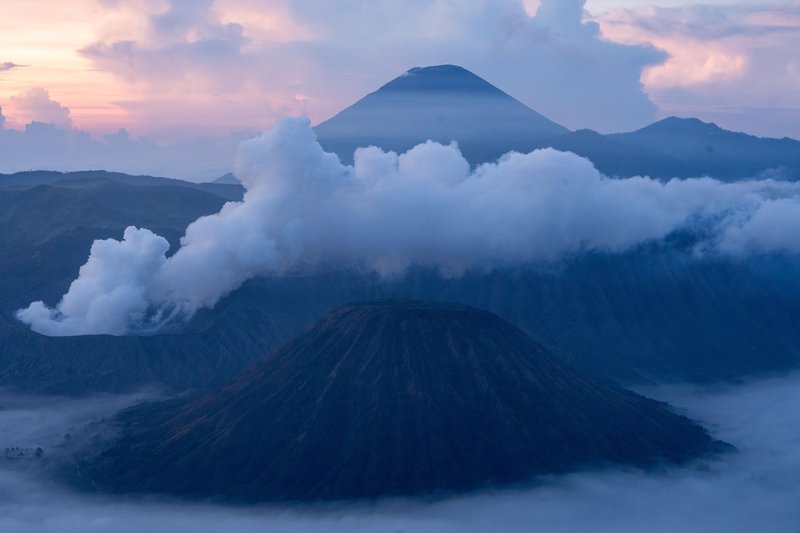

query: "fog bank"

left=1, top=374, right=800, bottom=532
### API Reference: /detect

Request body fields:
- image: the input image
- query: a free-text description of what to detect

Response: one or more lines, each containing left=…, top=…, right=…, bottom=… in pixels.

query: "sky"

left=0, top=0, right=798, bottom=178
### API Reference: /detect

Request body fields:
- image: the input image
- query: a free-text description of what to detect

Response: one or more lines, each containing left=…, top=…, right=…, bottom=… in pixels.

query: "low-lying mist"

left=16, top=117, right=800, bottom=336
left=1, top=374, right=799, bottom=532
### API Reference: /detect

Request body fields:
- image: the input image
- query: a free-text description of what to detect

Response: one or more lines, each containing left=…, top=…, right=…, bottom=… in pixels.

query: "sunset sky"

left=1, top=0, right=798, bottom=177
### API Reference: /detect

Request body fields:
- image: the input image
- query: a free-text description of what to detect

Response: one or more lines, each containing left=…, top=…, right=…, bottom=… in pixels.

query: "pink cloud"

left=8, top=87, right=73, bottom=130
left=597, top=3, right=800, bottom=138
left=79, top=0, right=664, bottom=134
left=0, top=62, right=27, bottom=72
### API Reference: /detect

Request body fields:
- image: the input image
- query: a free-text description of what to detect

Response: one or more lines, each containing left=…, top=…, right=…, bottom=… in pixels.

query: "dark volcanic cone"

left=80, top=301, right=722, bottom=501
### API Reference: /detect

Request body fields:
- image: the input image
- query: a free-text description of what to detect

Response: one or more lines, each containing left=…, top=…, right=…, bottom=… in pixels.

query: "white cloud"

left=720, top=197, right=800, bottom=255
left=17, top=227, right=171, bottom=336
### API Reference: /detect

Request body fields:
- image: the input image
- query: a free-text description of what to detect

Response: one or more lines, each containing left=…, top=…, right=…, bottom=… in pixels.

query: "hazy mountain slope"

left=391, top=252, right=800, bottom=382
left=78, top=301, right=722, bottom=502
left=315, top=64, right=568, bottom=165
left=609, top=117, right=800, bottom=180
left=533, top=129, right=688, bottom=179
left=5, top=250, right=796, bottom=395
left=541, top=118, right=800, bottom=181
left=182, top=249, right=800, bottom=385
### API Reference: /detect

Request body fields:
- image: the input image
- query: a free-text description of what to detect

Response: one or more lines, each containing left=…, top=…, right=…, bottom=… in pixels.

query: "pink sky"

left=1, top=0, right=798, bottom=143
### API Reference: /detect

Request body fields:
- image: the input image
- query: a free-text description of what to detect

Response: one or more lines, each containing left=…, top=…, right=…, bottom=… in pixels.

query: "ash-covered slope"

left=81, top=301, right=721, bottom=502
left=315, top=65, right=568, bottom=165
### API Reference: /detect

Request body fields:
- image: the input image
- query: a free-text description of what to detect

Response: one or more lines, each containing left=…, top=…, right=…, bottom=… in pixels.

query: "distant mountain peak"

left=405, top=64, right=472, bottom=77
left=640, top=116, right=723, bottom=135
left=378, top=64, right=499, bottom=94
left=407, top=64, right=467, bottom=74
left=314, top=64, right=568, bottom=165
left=212, top=172, right=240, bottom=185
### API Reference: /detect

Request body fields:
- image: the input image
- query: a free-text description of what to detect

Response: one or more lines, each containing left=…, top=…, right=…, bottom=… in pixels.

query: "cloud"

left=83, top=0, right=252, bottom=92
left=9, top=88, right=73, bottom=130
left=78, top=0, right=303, bottom=136
left=0, top=62, right=27, bottom=72
left=17, top=227, right=172, bottom=336
left=78, top=0, right=665, bottom=134
left=720, top=197, right=800, bottom=255
left=0, top=389, right=161, bottom=449
left=597, top=2, right=800, bottom=139
left=1, top=372, right=800, bottom=531
left=15, top=116, right=800, bottom=336
left=0, top=90, right=251, bottom=180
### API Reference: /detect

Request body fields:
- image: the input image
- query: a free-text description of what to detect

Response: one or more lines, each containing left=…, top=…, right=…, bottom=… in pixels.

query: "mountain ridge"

left=0, top=169, right=244, bottom=200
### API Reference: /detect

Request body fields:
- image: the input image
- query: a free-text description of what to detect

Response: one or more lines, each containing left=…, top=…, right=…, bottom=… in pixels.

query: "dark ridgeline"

left=0, top=170, right=243, bottom=200
left=79, top=301, right=722, bottom=502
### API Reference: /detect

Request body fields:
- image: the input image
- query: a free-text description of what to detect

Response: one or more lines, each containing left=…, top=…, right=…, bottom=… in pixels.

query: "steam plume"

left=16, top=117, right=800, bottom=336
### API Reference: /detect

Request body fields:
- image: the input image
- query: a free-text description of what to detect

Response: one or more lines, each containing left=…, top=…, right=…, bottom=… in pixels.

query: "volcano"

left=80, top=301, right=722, bottom=502
left=314, top=65, right=568, bottom=165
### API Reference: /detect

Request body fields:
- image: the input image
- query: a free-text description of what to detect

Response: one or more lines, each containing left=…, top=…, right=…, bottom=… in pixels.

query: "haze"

left=1, top=373, right=799, bottom=532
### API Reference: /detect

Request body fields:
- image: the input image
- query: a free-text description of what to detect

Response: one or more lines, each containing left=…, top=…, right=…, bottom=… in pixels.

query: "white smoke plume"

left=15, top=117, right=800, bottom=336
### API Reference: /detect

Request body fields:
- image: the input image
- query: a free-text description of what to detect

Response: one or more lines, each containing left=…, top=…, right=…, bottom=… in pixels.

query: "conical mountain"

left=314, top=65, right=568, bottom=165
left=80, top=301, right=721, bottom=502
